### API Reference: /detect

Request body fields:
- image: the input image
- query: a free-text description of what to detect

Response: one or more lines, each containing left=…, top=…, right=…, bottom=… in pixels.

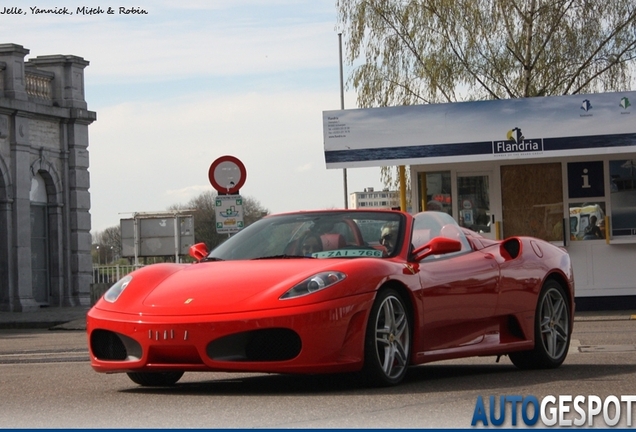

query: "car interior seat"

left=320, top=233, right=346, bottom=251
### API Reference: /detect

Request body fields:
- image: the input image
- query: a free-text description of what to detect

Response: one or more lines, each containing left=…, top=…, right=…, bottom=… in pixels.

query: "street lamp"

left=96, top=245, right=100, bottom=267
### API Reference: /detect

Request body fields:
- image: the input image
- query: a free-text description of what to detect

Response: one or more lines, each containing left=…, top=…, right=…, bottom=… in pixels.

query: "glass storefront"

left=417, top=171, right=452, bottom=215
left=609, top=159, right=636, bottom=238
left=457, top=174, right=491, bottom=234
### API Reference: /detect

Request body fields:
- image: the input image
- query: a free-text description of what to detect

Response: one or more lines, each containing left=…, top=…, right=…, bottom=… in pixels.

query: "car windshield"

left=208, top=211, right=405, bottom=260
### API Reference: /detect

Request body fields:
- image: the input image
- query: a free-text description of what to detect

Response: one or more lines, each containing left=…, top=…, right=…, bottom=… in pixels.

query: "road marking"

left=578, top=344, right=636, bottom=353
left=0, top=349, right=88, bottom=364
left=568, top=338, right=580, bottom=354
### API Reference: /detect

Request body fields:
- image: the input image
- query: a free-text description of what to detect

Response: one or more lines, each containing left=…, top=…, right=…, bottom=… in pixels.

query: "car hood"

left=101, top=259, right=351, bottom=316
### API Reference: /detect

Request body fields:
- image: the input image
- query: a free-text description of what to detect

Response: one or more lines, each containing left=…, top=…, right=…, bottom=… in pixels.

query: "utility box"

left=121, top=214, right=195, bottom=259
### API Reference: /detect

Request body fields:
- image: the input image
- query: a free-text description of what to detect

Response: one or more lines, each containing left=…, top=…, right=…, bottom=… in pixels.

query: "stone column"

left=28, top=54, right=96, bottom=306
left=67, top=115, right=94, bottom=306
left=11, top=112, right=38, bottom=310
left=0, top=44, right=29, bottom=101
left=0, top=152, right=14, bottom=310
left=0, top=45, right=38, bottom=310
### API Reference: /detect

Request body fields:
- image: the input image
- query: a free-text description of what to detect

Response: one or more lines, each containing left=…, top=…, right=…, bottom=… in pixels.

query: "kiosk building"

left=323, top=91, right=636, bottom=307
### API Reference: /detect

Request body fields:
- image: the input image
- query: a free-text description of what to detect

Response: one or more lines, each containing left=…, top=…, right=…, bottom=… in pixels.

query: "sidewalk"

left=0, top=306, right=635, bottom=331
left=0, top=306, right=89, bottom=330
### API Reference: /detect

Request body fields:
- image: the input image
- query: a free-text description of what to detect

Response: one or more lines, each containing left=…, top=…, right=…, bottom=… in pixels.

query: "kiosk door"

left=457, top=172, right=497, bottom=239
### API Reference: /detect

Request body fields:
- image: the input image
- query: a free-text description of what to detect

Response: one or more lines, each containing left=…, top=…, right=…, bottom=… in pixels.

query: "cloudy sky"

left=5, top=0, right=384, bottom=232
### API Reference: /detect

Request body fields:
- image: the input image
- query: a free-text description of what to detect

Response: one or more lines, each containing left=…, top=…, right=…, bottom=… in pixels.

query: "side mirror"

left=412, top=237, right=462, bottom=261
left=189, top=242, right=209, bottom=262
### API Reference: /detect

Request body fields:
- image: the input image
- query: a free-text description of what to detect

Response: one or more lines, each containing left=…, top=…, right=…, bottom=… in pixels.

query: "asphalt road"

left=0, top=317, right=635, bottom=428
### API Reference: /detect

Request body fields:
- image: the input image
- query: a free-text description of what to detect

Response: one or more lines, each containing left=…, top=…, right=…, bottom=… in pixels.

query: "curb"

left=0, top=321, right=71, bottom=330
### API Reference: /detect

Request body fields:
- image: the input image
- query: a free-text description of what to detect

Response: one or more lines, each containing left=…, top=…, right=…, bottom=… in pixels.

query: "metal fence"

left=92, top=264, right=144, bottom=285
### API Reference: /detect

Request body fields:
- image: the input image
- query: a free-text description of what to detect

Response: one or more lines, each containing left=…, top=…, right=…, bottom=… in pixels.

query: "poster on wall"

left=323, top=91, right=636, bottom=168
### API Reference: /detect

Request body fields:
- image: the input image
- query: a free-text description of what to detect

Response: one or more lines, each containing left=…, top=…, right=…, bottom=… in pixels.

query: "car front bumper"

left=87, top=292, right=375, bottom=375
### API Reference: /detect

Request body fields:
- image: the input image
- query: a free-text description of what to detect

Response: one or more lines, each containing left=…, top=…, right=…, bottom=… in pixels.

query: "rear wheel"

left=126, top=371, right=184, bottom=386
left=509, top=280, right=571, bottom=369
left=362, top=289, right=411, bottom=386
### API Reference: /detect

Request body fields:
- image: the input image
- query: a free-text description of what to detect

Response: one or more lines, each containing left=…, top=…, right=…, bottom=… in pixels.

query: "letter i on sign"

left=582, top=168, right=591, bottom=189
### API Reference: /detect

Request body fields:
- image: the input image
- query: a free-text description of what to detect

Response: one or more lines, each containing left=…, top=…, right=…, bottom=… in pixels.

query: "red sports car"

left=87, top=210, right=574, bottom=387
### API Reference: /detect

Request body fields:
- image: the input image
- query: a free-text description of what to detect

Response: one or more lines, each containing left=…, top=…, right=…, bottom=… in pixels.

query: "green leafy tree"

left=337, top=0, right=636, bottom=185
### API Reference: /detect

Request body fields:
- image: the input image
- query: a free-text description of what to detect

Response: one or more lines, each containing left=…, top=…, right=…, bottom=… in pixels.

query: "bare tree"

left=171, top=191, right=270, bottom=250
left=91, top=192, right=269, bottom=265
left=91, top=226, right=121, bottom=264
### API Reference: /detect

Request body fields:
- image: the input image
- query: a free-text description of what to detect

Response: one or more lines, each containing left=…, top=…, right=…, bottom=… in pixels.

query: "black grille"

left=245, top=328, right=302, bottom=361
left=90, top=329, right=128, bottom=361
left=207, top=328, right=302, bottom=362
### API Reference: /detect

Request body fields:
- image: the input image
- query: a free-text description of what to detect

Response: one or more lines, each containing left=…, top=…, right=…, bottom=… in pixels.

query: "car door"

left=410, top=213, right=500, bottom=353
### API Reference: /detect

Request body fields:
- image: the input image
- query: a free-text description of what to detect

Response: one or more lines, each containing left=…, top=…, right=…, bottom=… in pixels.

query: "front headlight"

left=280, top=271, right=346, bottom=299
left=103, top=275, right=133, bottom=303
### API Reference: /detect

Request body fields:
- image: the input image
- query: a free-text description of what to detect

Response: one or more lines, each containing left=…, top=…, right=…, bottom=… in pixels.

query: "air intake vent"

left=207, top=328, right=302, bottom=362
left=91, top=329, right=128, bottom=360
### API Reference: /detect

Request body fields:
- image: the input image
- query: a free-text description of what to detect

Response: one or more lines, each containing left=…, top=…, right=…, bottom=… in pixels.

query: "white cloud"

left=88, top=87, right=384, bottom=231
left=12, top=2, right=337, bottom=83
left=295, top=163, right=313, bottom=172
left=5, top=0, right=386, bottom=233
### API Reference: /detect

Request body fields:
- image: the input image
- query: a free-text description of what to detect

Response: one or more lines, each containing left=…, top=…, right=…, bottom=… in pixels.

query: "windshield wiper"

left=252, top=254, right=315, bottom=260
left=200, top=256, right=224, bottom=262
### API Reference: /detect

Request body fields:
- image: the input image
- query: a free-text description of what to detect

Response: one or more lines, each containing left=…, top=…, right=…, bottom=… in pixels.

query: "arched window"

left=30, top=173, right=49, bottom=304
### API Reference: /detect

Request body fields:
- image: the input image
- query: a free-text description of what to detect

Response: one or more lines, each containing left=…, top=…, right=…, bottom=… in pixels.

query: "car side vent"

left=507, top=315, right=526, bottom=340
left=501, top=238, right=521, bottom=260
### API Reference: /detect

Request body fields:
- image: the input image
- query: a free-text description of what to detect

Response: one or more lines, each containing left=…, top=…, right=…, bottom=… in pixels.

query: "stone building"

left=0, top=43, right=96, bottom=311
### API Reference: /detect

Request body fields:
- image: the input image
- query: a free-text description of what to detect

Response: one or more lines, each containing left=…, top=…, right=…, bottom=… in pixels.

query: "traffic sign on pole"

left=208, top=155, right=247, bottom=195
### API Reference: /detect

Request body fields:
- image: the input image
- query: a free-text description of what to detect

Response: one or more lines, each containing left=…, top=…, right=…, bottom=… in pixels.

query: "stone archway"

left=30, top=155, right=65, bottom=306
left=0, top=154, right=13, bottom=310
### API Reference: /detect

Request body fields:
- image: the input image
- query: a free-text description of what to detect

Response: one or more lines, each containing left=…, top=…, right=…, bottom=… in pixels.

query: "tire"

left=126, top=371, right=184, bottom=386
left=362, top=288, right=412, bottom=386
left=509, top=280, right=571, bottom=369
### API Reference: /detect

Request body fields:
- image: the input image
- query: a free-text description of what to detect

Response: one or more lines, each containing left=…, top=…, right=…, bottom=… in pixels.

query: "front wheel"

left=127, top=371, right=184, bottom=386
left=509, top=280, right=571, bottom=369
left=362, top=289, right=412, bottom=386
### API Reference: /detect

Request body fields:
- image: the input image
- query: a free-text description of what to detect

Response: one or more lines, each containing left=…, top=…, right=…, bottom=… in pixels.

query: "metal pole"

left=133, top=214, right=139, bottom=267
left=174, top=216, right=179, bottom=263
left=339, top=33, right=348, bottom=209
left=399, top=166, right=407, bottom=211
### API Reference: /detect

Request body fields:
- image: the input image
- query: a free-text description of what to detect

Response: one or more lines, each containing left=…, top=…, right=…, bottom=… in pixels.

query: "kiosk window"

left=609, top=159, right=636, bottom=238
left=418, top=171, right=452, bottom=215
left=458, top=175, right=490, bottom=233
left=569, top=202, right=606, bottom=241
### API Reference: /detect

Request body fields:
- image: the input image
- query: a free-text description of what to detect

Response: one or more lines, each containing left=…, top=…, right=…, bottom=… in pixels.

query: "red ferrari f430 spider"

left=87, top=210, right=574, bottom=387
